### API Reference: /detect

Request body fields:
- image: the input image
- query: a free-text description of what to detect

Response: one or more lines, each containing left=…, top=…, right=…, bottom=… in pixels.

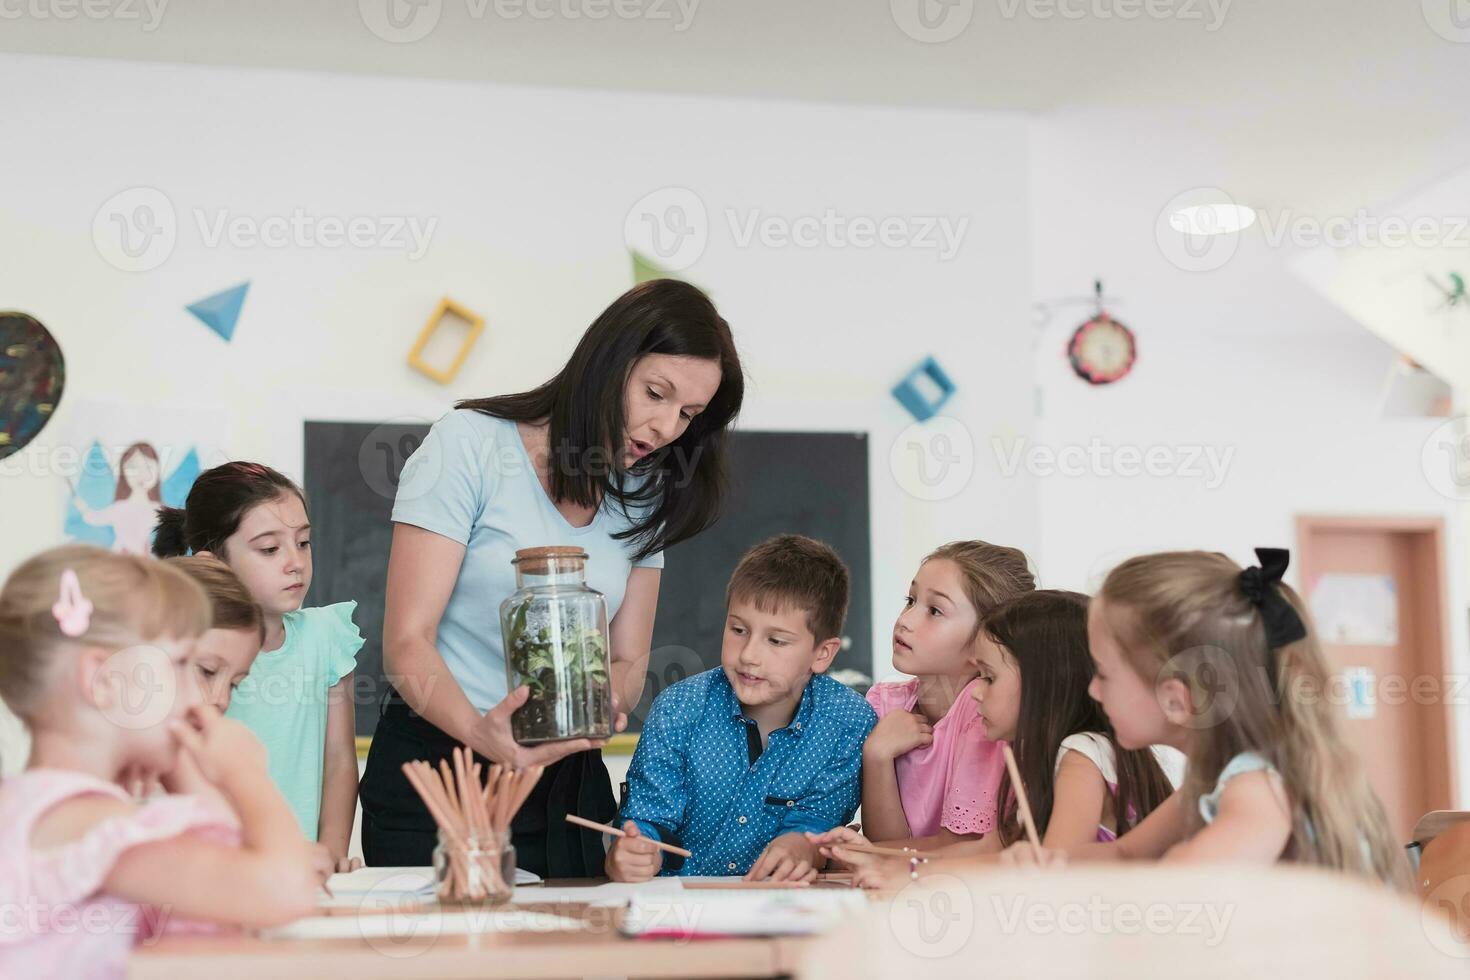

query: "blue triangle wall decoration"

left=186, top=282, right=249, bottom=341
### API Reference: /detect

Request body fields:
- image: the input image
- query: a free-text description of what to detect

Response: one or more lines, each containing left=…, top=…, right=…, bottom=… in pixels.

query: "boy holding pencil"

left=606, top=535, right=876, bottom=882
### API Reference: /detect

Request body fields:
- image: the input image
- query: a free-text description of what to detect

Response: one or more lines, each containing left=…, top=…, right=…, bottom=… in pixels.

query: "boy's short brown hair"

left=725, top=534, right=850, bottom=642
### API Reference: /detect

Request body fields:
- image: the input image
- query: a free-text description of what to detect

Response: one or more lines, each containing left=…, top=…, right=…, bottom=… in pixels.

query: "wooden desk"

left=128, top=884, right=824, bottom=980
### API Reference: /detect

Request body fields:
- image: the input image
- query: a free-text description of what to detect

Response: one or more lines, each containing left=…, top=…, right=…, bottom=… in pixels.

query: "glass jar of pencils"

left=500, top=546, right=614, bottom=744
left=432, top=829, right=516, bottom=905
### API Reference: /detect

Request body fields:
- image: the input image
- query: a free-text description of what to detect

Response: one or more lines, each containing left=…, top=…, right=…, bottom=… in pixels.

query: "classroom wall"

left=0, top=53, right=1035, bottom=679
left=3, top=60, right=1464, bottom=807
left=1028, top=112, right=1470, bottom=804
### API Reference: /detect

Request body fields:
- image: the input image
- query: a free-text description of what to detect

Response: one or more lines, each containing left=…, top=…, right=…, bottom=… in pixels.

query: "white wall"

left=1028, top=112, right=1470, bottom=804
left=4, top=58, right=1463, bottom=808
left=0, top=54, right=1036, bottom=683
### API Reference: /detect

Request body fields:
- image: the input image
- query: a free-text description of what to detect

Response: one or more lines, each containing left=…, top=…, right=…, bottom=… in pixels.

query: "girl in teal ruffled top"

left=154, top=462, right=363, bottom=871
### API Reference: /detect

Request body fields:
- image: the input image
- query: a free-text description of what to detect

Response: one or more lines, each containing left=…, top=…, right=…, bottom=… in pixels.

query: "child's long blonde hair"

left=0, top=545, right=210, bottom=723
left=1097, top=550, right=1407, bottom=887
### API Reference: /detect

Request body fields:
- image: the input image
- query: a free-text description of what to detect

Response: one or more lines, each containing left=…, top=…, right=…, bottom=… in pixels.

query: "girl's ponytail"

left=152, top=505, right=190, bottom=557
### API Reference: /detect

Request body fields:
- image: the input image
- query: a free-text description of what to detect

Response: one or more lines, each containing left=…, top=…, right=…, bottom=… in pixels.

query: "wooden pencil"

left=828, top=842, right=936, bottom=859
left=1002, top=743, right=1044, bottom=857
left=563, top=813, right=694, bottom=858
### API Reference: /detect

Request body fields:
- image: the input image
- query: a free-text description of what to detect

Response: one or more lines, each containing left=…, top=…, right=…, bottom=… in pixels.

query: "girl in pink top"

left=0, top=545, right=319, bottom=979
left=859, top=540, right=1035, bottom=846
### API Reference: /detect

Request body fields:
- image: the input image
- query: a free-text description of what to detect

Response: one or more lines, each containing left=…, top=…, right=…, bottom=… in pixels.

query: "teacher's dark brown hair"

left=458, top=279, right=744, bottom=563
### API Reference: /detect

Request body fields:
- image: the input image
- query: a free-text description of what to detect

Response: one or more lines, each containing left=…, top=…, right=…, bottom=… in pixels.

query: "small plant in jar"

left=501, top=546, right=613, bottom=743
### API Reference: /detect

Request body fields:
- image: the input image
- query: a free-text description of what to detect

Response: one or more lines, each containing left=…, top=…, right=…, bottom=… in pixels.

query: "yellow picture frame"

left=407, top=297, right=485, bottom=384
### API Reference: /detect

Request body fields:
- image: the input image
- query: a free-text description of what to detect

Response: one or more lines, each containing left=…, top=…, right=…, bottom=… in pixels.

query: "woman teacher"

left=360, top=279, right=745, bottom=876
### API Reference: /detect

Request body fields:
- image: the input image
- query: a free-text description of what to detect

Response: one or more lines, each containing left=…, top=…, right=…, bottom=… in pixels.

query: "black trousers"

left=358, top=690, right=616, bottom=878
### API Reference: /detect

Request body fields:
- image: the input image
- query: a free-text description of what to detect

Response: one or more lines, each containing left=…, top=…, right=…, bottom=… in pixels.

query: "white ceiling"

left=4, top=0, right=1470, bottom=210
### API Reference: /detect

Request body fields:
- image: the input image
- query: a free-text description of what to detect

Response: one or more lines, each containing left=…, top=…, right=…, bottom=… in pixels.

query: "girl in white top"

left=1052, top=732, right=1185, bottom=842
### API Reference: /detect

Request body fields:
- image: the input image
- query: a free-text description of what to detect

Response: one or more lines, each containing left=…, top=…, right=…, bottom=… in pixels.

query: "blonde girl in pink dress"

left=0, top=545, right=318, bottom=979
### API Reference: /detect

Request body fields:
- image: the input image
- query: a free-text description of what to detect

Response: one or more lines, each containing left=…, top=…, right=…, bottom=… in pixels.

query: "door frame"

left=1295, top=514, right=1459, bottom=817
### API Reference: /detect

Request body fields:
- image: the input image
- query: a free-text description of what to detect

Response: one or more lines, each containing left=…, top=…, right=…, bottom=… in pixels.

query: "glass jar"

left=500, top=546, right=614, bottom=744
left=432, top=829, right=516, bottom=905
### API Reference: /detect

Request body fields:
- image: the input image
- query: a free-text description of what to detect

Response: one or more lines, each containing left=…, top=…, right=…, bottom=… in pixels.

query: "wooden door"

left=1296, top=517, right=1455, bottom=840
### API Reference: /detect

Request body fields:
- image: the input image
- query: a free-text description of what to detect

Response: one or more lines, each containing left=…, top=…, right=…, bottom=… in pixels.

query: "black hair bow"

left=1238, top=547, right=1307, bottom=650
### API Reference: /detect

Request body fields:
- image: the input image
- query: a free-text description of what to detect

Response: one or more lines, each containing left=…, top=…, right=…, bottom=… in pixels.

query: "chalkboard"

left=302, top=422, right=871, bottom=737
left=304, top=420, right=429, bottom=737
left=629, top=431, right=872, bottom=731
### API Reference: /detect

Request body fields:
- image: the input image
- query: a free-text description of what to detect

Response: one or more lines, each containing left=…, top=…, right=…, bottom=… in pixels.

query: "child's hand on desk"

left=806, top=826, right=868, bottom=849
left=605, top=821, right=662, bottom=883
left=805, top=826, right=865, bottom=869
left=807, top=829, right=903, bottom=889
left=838, top=853, right=907, bottom=890
left=310, top=843, right=336, bottom=886
left=999, top=839, right=1068, bottom=868
left=862, top=710, right=933, bottom=762
left=310, top=844, right=363, bottom=882
left=746, top=832, right=819, bottom=883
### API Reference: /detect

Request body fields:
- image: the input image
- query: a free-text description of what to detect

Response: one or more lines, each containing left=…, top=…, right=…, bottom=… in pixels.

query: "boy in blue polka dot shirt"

left=608, top=534, right=877, bottom=882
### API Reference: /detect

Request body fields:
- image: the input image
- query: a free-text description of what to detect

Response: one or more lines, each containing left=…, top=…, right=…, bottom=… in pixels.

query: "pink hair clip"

left=52, top=569, right=93, bottom=638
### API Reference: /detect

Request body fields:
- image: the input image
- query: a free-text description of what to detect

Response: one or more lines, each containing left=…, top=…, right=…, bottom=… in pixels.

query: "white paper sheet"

left=510, top=878, right=685, bottom=908
left=262, top=908, right=583, bottom=941
left=1309, top=573, right=1399, bottom=646
left=621, top=888, right=867, bottom=937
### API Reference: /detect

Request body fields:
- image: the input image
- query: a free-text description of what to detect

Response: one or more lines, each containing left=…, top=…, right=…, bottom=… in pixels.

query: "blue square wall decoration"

left=892, top=357, right=956, bottom=422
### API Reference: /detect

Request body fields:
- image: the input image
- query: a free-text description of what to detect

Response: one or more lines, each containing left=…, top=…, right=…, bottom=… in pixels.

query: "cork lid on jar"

left=512, top=546, right=589, bottom=574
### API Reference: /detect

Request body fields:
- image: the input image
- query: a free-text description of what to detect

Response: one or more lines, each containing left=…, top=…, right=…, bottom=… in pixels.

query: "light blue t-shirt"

left=392, top=410, right=664, bottom=711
